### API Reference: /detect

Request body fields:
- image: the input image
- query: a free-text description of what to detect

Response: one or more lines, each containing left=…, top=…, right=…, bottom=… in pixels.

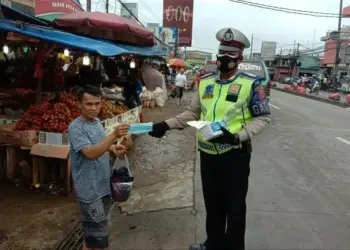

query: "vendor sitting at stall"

left=124, top=70, right=142, bottom=109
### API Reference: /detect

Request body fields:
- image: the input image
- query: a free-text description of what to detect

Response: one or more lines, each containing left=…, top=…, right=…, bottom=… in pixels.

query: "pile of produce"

left=100, top=99, right=128, bottom=119
left=13, top=88, right=35, bottom=97
left=15, top=92, right=81, bottom=133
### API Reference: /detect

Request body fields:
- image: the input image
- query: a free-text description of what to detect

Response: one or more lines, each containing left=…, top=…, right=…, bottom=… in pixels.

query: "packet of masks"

left=128, top=122, right=153, bottom=134
left=187, top=120, right=227, bottom=141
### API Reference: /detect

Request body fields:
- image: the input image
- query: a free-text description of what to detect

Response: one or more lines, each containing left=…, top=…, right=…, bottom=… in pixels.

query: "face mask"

left=217, top=55, right=238, bottom=73
left=128, top=122, right=153, bottom=134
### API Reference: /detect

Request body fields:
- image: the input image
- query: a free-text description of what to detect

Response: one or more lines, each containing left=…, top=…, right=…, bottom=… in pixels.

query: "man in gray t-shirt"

left=68, top=85, right=129, bottom=250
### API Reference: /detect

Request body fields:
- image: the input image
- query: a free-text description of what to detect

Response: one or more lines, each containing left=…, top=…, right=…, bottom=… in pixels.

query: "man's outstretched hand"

left=149, top=121, right=170, bottom=138
left=209, top=127, right=240, bottom=145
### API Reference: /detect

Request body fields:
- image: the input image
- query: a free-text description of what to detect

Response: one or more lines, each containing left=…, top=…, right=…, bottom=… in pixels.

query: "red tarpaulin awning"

left=52, top=11, right=155, bottom=46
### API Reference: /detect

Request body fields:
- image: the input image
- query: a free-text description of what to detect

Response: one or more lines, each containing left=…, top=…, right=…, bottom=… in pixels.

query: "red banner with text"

left=35, top=0, right=84, bottom=16
left=163, top=0, right=194, bottom=47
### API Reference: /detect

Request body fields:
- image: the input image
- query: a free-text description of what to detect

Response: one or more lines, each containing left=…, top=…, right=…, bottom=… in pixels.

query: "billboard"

left=163, top=0, right=194, bottom=47
left=35, top=0, right=83, bottom=21
left=147, top=23, right=160, bottom=39
left=159, top=27, right=178, bottom=47
left=260, top=41, right=277, bottom=61
left=120, top=2, right=138, bottom=20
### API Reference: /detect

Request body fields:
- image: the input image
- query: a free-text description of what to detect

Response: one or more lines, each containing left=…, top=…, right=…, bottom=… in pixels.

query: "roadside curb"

left=272, top=87, right=350, bottom=108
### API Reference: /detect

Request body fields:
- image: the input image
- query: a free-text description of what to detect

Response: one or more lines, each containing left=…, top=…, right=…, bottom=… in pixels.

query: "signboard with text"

left=163, top=0, right=193, bottom=47
left=120, top=2, right=138, bottom=20
left=147, top=23, right=160, bottom=39
left=159, top=26, right=177, bottom=47
left=35, top=0, right=84, bottom=17
left=260, top=41, right=277, bottom=61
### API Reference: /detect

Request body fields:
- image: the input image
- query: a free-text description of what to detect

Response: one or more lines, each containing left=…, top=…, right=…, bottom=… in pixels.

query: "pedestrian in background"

left=175, top=68, right=187, bottom=106
left=149, top=27, right=271, bottom=250
left=68, top=85, right=129, bottom=250
left=195, top=73, right=201, bottom=89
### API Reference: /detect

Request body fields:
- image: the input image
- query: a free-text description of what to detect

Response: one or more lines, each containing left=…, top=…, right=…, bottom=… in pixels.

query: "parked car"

left=238, top=60, right=271, bottom=101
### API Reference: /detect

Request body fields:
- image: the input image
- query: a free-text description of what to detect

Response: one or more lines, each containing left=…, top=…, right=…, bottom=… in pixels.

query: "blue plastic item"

left=128, top=122, right=153, bottom=134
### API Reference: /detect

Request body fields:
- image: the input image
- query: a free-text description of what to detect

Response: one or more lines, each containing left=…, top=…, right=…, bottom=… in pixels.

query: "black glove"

left=149, top=121, right=170, bottom=138
left=209, top=127, right=240, bottom=145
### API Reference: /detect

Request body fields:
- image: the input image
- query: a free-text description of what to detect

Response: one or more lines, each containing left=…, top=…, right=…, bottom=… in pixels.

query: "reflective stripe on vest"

left=196, top=75, right=255, bottom=155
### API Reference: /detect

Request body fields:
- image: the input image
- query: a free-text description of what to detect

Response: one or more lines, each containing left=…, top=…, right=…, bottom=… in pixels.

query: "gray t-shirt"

left=68, top=117, right=110, bottom=203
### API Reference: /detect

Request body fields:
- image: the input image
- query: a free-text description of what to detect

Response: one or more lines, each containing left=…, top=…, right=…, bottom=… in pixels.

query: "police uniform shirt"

left=165, top=75, right=271, bottom=142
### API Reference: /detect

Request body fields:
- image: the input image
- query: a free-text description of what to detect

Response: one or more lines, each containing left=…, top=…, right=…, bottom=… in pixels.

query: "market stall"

left=0, top=13, right=166, bottom=195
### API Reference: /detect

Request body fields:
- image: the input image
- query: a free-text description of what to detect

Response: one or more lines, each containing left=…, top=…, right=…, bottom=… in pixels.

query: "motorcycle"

left=307, top=80, right=320, bottom=95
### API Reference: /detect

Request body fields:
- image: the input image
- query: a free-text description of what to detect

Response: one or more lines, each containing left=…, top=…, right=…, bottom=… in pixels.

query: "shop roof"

left=0, top=4, right=49, bottom=26
left=0, top=18, right=159, bottom=57
left=52, top=11, right=155, bottom=47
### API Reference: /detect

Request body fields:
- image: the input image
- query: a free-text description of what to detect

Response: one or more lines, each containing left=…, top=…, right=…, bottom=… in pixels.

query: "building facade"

left=185, top=50, right=212, bottom=67
left=320, top=26, right=350, bottom=76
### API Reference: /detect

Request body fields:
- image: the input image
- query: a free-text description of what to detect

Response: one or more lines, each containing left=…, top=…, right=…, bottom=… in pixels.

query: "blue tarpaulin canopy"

left=114, top=44, right=166, bottom=57
left=0, top=18, right=165, bottom=57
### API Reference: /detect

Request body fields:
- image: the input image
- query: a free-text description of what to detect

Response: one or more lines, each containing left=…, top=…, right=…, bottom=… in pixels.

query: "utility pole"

left=250, top=34, right=253, bottom=59
left=293, top=40, right=296, bottom=55
left=334, top=0, right=344, bottom=78
left=296, top=43, right=300, bottom=76
left=87, top=0, right=91, bottom=12
left=174, top=27, right=179, bottom=58
left=312, top=29, right=316, bottom=49
left=106, top=0, right=109, bottom=13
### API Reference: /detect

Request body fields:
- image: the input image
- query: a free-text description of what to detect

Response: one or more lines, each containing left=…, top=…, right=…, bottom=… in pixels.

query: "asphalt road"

left=242, top=89, right=350, bottom=249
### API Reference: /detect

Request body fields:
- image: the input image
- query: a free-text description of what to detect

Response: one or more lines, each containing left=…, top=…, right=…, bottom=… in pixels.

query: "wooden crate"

left=0, top=146, right=32, bottom=182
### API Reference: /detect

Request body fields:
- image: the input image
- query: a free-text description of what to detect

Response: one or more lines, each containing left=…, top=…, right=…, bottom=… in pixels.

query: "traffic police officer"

left=149, top=28, right=271, bottom=250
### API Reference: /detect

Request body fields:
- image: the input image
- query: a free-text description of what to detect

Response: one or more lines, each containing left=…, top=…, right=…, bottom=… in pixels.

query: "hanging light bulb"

left=3, top=45, right=9, bottom=54
left=167, top=63, right=170, bottom=67
left=130, top=60, right=136, bottom=69
left=64, top=49, right=69, bottom=57
left=83, top=54, right=90, bottom=66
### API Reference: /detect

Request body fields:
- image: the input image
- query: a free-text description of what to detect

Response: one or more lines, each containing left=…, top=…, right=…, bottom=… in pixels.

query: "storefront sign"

left=163, top=0, right=193, bottom=47
left=35, top=0, right=84, bottom=16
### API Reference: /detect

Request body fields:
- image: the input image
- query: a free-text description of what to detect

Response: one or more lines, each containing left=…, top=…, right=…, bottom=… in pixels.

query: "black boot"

left=189, top=243, right=208, bottom=250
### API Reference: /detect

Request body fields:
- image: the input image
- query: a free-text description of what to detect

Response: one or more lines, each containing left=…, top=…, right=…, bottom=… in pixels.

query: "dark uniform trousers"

left=200, top=143, right=251, bottom=250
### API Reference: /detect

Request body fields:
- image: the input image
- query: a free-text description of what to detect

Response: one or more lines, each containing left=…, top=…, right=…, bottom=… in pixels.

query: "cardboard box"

left=38, top=132, right=69, bottom=146
left=0, top=123, right=38, bottom=147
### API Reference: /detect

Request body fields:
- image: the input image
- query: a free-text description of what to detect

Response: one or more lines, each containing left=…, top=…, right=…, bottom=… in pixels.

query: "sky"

left=79, top=0, right=350, bottom=56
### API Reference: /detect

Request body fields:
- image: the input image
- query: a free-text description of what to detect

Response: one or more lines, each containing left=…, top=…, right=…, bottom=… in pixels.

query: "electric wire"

left=228, top=0, right=339, bottom=18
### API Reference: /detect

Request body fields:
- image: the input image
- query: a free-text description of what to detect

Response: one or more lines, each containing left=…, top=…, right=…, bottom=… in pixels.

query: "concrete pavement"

left=246, top=89, right=350, bottom=249
left=109, top=89, right=350, bottom=249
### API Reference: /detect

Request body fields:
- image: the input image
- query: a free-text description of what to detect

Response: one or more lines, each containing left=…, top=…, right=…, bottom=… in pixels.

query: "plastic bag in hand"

left=110, top=156, right=134, bottom=202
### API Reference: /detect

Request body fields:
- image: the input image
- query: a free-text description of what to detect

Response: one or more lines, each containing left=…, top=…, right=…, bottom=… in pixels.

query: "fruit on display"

left=41, top=92, right=56, bottom=102
left=15, top=92, right=81, bottom=133
left=100, top=99, right=128, bottom=119
left=15, top=102, right=51, bottom=131
left=15, top=91, right=129, bottom=133
left=13, top=88, right=35, bottom=97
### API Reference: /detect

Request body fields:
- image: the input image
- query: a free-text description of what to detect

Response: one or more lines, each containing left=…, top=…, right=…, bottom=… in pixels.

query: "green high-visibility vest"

left=197, top=74, right=255, bottom=155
